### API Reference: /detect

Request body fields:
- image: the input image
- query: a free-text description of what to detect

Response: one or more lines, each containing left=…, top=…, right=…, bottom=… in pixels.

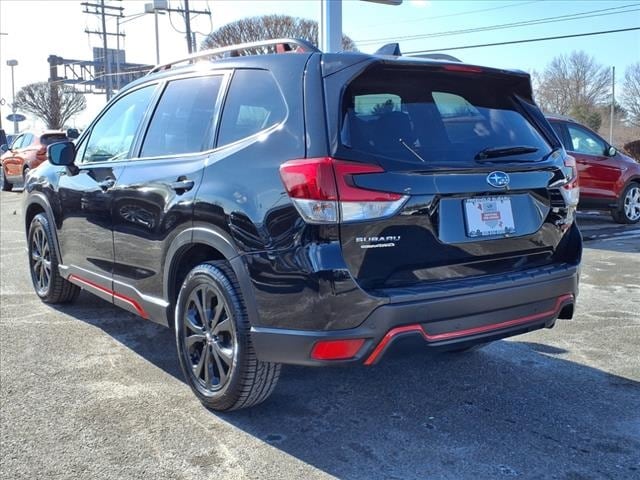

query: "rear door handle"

left=169, top=177, right=194, bottom=194
left=98, top=178, right=115, bottom=191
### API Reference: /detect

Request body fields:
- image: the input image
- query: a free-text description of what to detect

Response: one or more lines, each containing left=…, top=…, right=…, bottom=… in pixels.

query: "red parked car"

left=1, top=130, right=68, bottom=191
left=548, top=116, right=640, bottom=224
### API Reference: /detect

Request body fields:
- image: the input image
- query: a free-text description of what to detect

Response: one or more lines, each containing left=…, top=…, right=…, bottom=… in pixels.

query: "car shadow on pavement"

left=52, top=291, right=183, bottom=380
left=58, top=293, right=640, bottom=480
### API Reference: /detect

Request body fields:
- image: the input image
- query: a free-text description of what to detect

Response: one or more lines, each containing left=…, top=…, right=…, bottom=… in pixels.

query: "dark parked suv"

left=23, top=39, right=581, bottom=411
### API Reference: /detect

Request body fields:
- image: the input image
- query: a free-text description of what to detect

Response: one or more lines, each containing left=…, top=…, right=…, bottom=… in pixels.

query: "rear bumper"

left=251, top=265, right=578, bottom=366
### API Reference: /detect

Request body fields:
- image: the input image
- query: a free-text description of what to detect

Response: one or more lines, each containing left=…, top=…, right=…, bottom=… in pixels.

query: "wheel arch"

left=24, top=193, right=63, bottom=264
left=626, top=176, right=640, bottom=186
left=164, top=227, right=260, bottom=327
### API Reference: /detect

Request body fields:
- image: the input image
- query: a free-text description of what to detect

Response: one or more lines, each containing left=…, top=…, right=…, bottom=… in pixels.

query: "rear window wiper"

left=399, top=138, right=427, bottom=163
left=475, top=145, right=539, bottom=161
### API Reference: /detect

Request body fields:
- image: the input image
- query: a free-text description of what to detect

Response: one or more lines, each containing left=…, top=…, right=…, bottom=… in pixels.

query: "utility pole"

left=165, top=2, right=210, bottom=55
left=184, top=0, right=193, bottom=54
left=82, top=1, right=124, bottom=101
left=6, top=60, right=19, bottom=134
left=609, top=66, right=615, bottom=145
left=100, top=0, right=112, bottom=99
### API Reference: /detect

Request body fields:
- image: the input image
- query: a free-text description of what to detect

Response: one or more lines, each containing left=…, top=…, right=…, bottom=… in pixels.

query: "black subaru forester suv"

left=23, top=39, right=581, bottom=411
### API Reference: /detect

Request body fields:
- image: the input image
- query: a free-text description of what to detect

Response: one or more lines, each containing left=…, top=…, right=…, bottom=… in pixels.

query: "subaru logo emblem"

left=487, top=171, right=510, bottom=188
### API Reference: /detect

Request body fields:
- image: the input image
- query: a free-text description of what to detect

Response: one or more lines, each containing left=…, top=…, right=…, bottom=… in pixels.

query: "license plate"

left=464, top=196, right=515, bottom=238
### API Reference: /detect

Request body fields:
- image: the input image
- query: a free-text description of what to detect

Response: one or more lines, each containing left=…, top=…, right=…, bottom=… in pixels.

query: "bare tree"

left=535, top=51, right=611, bottom=115
left=621, top=63, right=640, bottom=127
left=202, top=15, right=356, bottom=52
left=14, top=82, right=86, bottom=129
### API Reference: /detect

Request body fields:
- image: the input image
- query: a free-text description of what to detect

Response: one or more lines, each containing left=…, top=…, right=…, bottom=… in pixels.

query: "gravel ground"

left=1, top=190, right=639, bottom=480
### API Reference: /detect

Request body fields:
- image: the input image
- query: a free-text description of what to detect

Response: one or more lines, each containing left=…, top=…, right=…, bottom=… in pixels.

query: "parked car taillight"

left=36, top=146, right=47, bottom=162
left=279, top=157, right=408, bottom=224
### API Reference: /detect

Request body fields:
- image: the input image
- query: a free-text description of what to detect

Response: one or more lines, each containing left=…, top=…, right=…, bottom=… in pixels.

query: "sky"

left=0, top=0, right=639, bottom=131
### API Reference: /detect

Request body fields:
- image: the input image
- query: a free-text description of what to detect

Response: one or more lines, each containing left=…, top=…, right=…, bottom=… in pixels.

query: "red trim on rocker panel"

left=364, top=294, right=574, bottom=366
left=68, top=274, right=149, bottom=319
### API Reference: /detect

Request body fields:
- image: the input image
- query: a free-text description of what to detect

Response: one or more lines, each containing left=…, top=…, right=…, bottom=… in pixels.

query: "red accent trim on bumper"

left=364, top=294, right=574, bottom=366
left=68, top=274, right=149, bottom=319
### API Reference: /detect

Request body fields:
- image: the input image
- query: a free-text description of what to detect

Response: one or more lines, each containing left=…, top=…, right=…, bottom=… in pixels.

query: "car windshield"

left=340, top=66, right=551, bottom=168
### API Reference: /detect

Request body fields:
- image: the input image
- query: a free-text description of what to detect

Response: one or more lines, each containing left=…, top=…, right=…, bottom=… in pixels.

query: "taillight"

left=36, top=146, right=47, bottom=162
left=560, top=155, right=579, bottom=209
left=563, top=155, right=578, bottom=182
left=279, top=157, right=408, bottom=224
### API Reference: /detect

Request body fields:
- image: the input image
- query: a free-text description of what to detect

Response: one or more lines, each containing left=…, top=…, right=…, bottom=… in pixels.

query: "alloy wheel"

left=624, top=186, right=640, bottom=222
left=30, top=226, right=51, bottom=295
left=181, top=283, right=236, bottom=394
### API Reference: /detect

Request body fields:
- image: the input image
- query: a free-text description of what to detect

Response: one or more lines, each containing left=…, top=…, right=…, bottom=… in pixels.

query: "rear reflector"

left=311, top=338, right=366, bottom=360
left=279, top=157, right=408, bottom=224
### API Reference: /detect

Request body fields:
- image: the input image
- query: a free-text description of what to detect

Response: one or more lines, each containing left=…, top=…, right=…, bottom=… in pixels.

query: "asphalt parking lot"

left=1, top=189, right=639, bottom=480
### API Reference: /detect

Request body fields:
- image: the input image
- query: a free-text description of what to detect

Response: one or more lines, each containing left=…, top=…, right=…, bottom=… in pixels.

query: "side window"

left=81, top=85, right=155, bottom=163
left=21, top=133, right=35, bottom=147
left=217, top=70, right=287, bottom=146
left=10, top=135, right=24, bottom=149
left=140, top=75, right=222, bottom=158
left=567, top=125, right=606, bottom=156
left=432, top=92, right=481, bottom=119
left=355, top=94, right=402, bottom=116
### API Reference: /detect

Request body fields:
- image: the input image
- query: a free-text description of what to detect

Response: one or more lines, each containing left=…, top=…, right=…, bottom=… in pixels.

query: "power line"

left=404, top=26, right=640, bottom=55
left=164, top=1, right=211, bottom=53
left=361, top=0, right=542, bottom=29
left=357, top=3, right=640, bottom=45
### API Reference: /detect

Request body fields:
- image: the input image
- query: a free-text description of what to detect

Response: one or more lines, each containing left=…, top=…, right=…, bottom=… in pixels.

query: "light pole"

left=145, top=3, right=161, bottom=64
left=6, top=59, right=18, bottom=134
left=319, top=0, right=402, bottom=53
left=116, top=12, right=144, bottom=91
left=145, top=1, right=168, bottom=64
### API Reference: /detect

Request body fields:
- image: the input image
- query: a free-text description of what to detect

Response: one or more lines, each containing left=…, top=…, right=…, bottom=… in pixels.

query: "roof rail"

left=147, top=38, right=320, bottom=75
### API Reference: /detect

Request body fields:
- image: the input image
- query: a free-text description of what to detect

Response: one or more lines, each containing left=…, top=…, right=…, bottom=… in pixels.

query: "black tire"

left=611, top=182, right=640, bottom=224
left=1, top=167, right=12, bottom=191
left=175, top=261, right=280, bottom=411
left=28, top=213, right=80, bottom=304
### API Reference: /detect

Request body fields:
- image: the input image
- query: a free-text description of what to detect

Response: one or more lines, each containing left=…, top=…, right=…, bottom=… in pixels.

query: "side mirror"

left=47, top=141, right=76, bottom=166
left=607, top=146, right=617, bottom=157
left=0, top=144, right=8, bottom=154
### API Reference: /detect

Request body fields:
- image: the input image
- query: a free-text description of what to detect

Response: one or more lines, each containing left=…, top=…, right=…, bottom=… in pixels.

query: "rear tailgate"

left=324, top=60, right=575, bottom=293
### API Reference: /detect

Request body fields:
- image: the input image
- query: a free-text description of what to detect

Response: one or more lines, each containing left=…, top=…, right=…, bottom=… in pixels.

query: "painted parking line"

left=582, top=228, right=640, bottom=241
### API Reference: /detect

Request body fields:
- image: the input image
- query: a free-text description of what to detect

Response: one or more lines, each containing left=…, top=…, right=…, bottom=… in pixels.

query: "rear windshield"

left=41, top=134, right=68, bottom=146
left=340, top=66, right=551, bottom=168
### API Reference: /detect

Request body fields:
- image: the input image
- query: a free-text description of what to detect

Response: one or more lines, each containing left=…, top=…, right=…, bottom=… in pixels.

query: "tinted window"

left=567, top=125, right=606, bottom=156
left=81, top=85, right=155, bottom=163
left=141, top=75, right=222, bottom=158
left=550, top=121, right=564, bottom=140
left=41, top=134, right=68, bottom=146
left=217, top=70, right=286, bottom=146
left=10, top=135, right=24, bottom=149
left=340, top=67, right=551, bottom=167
